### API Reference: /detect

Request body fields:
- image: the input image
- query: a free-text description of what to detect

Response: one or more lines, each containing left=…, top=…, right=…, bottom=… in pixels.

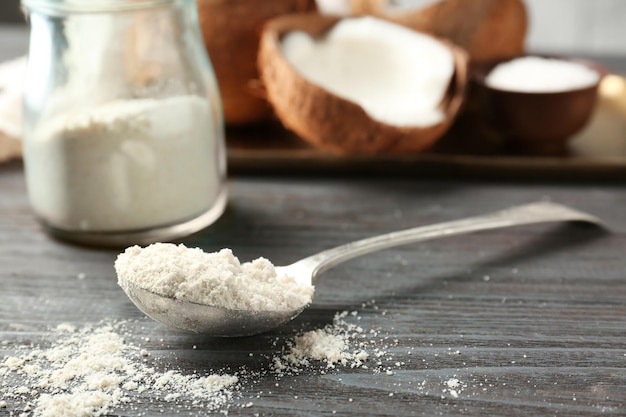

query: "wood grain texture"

left=2, top=157, right=626, bottom=416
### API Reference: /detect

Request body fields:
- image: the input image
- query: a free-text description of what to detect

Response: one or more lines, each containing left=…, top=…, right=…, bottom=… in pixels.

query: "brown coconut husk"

left=258, top=13, right=468, bottom=155
left=197, top=0, right=317, bottom=126
left=350, top=0, right=528, bottom=64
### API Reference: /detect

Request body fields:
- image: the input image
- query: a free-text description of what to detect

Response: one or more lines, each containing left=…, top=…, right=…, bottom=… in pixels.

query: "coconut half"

left=350, top=0, right=527, bottom=64
left=258, top=14, right=468, bottom=155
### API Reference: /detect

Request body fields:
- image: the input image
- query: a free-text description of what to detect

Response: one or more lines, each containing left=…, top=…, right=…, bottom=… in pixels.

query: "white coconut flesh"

left=315, top=0, right=352, bottom=16
left=381, top=0, right=442, bottom=14
left=280, top=16, right=455, bottom=127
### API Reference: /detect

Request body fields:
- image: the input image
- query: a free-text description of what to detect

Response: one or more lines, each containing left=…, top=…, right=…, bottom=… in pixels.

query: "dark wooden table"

left=2, top=26, right=626, bottom=416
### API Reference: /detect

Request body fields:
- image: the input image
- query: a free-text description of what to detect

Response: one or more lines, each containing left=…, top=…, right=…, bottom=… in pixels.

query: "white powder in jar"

left=485, top=56, right=600, bottom=93
left=115, top=243, right=314, bottom=311
left=23, top=95, right=223, bottom=232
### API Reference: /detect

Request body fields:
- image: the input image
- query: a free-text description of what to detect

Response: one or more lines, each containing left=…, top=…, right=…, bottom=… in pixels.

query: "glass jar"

left=21, top=0, right=227, bottom=247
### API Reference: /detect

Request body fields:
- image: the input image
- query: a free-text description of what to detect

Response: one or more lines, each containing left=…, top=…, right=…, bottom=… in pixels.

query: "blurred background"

left=0, top=0, right=624, bottom=55
left=523, top=0, right=624, bottom=55
left=388, top=0, right=626, bottom=55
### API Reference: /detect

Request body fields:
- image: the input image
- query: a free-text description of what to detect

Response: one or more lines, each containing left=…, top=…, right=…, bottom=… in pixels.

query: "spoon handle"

left=294, top=201, right=602, bottom=281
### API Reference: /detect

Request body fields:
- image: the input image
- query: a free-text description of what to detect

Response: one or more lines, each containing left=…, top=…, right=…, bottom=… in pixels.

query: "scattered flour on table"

left=115, top=243, right=314, bottom=311
left=0, top=322, right=238, bottom=417
left=0, top=297, right=563, bottom=413
left=272, top=311, right=370, bottom=375
left=444, top=377, right=463, bottom=398
left=1, top=303, right=402, bottom=415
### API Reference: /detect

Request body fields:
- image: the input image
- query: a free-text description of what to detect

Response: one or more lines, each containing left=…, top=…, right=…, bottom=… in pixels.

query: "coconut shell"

left=351, top=0, right=527, bottom=64
left=197, top=0, right=317, bottom=126
left=258, top=13, right=468, bottom=155
left=349, top=0, right=384, bottom=15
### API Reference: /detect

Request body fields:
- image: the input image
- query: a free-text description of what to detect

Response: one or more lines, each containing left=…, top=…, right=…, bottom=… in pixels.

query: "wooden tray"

left=227, top=127, right=626, bottom=181
left=228, top=74, right=626, bottom=181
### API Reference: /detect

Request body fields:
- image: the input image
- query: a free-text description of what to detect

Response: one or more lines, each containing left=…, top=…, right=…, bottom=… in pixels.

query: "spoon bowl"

left=118, top=201, right=603, bottom=336
left=121, top=281, right=306, bottom=336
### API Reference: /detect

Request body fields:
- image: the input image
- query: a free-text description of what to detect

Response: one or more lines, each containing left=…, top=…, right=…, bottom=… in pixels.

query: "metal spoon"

left=118, top=202, right=602, bottom=337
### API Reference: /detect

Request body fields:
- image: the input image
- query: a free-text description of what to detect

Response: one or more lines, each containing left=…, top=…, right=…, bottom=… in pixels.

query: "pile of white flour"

left=115, top=243, right=314, bottom=311
left=0, top=322, right=238, bottom=417
left=272, top=311, right=370, bottom=375
left=1, top=303, right=401, bottom=416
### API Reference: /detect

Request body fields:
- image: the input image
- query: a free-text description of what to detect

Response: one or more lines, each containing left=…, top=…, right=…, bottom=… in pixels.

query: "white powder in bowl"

left=485, top=56, right=600, bottom=93
left=24, top=95, right=222, bottom=232
left=115, top=243, right=314, bottom=311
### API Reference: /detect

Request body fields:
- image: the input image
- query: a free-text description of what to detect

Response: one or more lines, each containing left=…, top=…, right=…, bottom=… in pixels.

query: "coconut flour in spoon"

left=115, top=243, right=314, bottom=311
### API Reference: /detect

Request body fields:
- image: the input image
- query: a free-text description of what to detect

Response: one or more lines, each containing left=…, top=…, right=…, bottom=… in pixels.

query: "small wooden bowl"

left=472, top=56, right=606, bottom=155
